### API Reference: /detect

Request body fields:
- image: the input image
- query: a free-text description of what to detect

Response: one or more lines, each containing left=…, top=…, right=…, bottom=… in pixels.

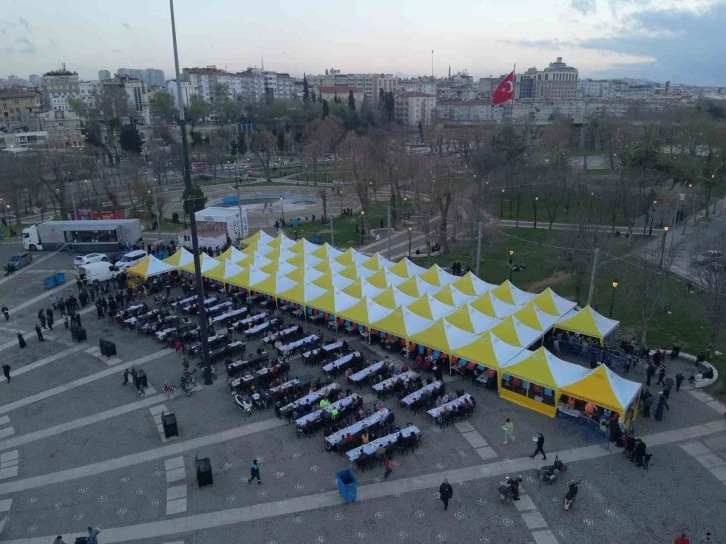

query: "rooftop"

left=317, top=86, right=363, bottom=94
left=398, top=92, right=436, bottom=98
left=42, top=70, right=78, bottom=77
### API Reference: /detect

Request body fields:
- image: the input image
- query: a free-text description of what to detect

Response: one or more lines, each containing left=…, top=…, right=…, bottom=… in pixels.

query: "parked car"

left=7, top=252, right=32, bottom=269
left=114, top=249, right=148, bottom=270
left=73, top=253, right=108, bottom=267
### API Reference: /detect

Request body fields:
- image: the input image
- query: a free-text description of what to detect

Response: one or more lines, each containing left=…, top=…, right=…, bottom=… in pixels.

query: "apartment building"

left=36, top=110, right=85, bottom=148
left=399, top=78, right=437, bottom=96
left=315, top=86, right=364, bottom=105
left=308, top=71, right=398, bottom=102
left=394, top=92, right=436, bottom=127
left=42, top=66, right=80, bottom=111
left=580, top=79, right=614, bottom=100
left=435, top=100, right=503, bottom=122
left=183, top=66, right=298, bottom=104
left=0, top=88, right=42, bottom=126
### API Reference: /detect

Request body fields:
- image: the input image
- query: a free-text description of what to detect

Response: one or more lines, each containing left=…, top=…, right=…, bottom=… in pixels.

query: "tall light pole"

left=500, top=188, right=505, bottom=219
left=280, top=196, right=285, bottom=224
left=360, top=210, right=365, bottom=243
left=649, top=200, right=656, bottom=236
left=408, top=227, right=412, bottom=257
left=509, top=249, right=514, bottom=282
left=339, top=189, right=343, bottom=217
left=659, top=226, right=669, bottom=267
left=169, top=0, right=211, bottom=385
left=533, top=196, right=538, bottom=229
left=609, top=279, right=618, bottom=318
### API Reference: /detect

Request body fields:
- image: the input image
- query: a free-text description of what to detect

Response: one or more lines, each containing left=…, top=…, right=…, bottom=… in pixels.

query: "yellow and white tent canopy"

left=312, top=270, right=354, bottom=291
left=406, top=293, right=457, bottom=321
left=409, top=319, right=481, bottom=354
left=180, top=252, right=222, bottom=275
left=259, top=260, right=297, bottom=276
left=220, top=246, right=246, bottom=263
left=266, top=233, right=296, bottom=250
left=306, top=287, right=359, bottom=315
left=335, top=247, right=369, bottom=267
left=490, top=315, right=544, bottom=348
left=434, top=284, right=477, bottom=308
left=491, top=280, right=536, bottom=306
left=470, top=292, right=521, bottom=319
left=444, top=304, right=499, bottom=334
left=237, top=251, right=273, bottom=269
left=241, top=241, right=274, bottom=257
left=225, top=265, right=269, bottom=290
left=289, top=238, right=320, bottom=255
left=366, top=268, right=408, bottom=289
left=126, top=255, right=177, bottom=279
left=284, top=266, right=324, bottom=285
left=342, top=278, right=385, bottom=299
left=397, top=275, right=441, bottom=298
left=264, top=247, right=297, bottom=263
left=281, top=251, right=322, bottom=269
left=513, top=302, right=560, bottom=332
left=555, top=305, right=618, bottom=341
left=251, top=271, right=298, bottom=297
left=451, top=331, right=524, bottom=370
left=276, top=281, right=328, bottom=306
left=311, top=242, right=343, bottom=261
left=338, top=296, right=394, bottom=324
left=531, top=288, right=577, bottom=317
left=163, top=248, right=195, bottom=269
left=372, top=286, right=418, bottom=309
left=389, top=258, right=427, bottom=279
left=417, top=264, right=459, bottom=288
left=339, top=263, right=376, bottom=281
left=559, top=364, right=641, bottom=414
left=501, top=347, right=591, bottom=389
left=452, top=272, right=497, bottom=296
left=204, top=259, right=245, bottom=283
left=313, top=257, right=347, bottom=274
left=362, top=253, right=394, bottom=271
left=241, top=230, right=274, bottom=247
left=369, top=307, right=433, bottom=339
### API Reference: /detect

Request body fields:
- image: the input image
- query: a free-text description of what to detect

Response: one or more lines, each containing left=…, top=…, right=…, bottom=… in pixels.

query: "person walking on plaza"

left=657, top=365, right=666, bottom=386
left=248, top=459, right=261, bottom=484
left=35, top=324, right=45, bottom=342
left=63, top=313, right=69, bottom=330
left=16, top=332, right=25, bottom=349
left=37, top=308, right=46, bottom=329
left=530, top=433, right=546, bottom=460
left=502, top=418, right=515, bottom=444
left=1, top=304, right=8, bottom=321
left=46, top=308, right=54, bottom=331
left=676, top=372, right=685, bottom=392
left=698, top=532, right=712, bottom=543
left=122, top=369, right=131, bottom=386
left=646, top=362, right=655, bottom=386
left=439, top=479, right=453, bottom=510
left=384, top=456, right=393, bottom=479
left=87, top=527, right=100, bottom=544
left=674, top=533, right=691, bottom=544
left=2, top=364, right=10, bottom=383
left=53, top=536, right=66, bottom=544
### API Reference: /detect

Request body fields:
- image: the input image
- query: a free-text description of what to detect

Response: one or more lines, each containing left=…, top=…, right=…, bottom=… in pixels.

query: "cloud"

left=122, top=22, right=130, bottom=28
left=579, top=3, right=726, bottom=85
left=571, top=0, right=597, bottom=15
left=5, top=37, right=35, bottom=54
left=499, top=38, right=576, bottom=51
left=18, top=17, right=30, bottom=32
left=111, top=49, right=121, bottom=53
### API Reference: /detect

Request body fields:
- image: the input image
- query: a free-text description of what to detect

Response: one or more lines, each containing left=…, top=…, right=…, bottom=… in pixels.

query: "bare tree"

left=250, top=129, right=276, bottom=183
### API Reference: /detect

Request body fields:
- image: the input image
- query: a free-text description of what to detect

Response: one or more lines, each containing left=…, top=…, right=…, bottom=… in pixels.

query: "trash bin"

left=163, top=412, right=178, bottom=438
left=136, top=369, right=148, bottom=389
left=336, top=469, right=358, bottom=503
left=53, top=272, right=66, bottom=285
left=196, top=455, right=213, bottom=488
left=100, top=339, right=116, bottom=357
left=71, top=326, right=87, bottom=342
left=43, top=276, right=56, bottom=290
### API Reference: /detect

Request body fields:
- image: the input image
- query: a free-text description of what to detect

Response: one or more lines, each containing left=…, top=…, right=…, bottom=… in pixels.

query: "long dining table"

left=346, top=425, right=421, bottom=461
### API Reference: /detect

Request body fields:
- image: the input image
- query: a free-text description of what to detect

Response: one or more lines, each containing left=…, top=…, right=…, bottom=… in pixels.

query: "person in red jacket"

left=675, top=533, right=690, bottom=544
left=384, top=456, right=393, bottom=479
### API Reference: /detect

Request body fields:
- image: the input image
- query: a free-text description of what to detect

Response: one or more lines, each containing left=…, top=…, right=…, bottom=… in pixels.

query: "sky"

left=1, top=0, right=725, bottom=86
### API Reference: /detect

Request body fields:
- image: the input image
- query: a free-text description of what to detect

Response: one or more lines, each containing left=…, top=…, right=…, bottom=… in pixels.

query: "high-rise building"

left=167, top=79, right=192, bottom=109
left=42, top=65, right=80, bottom=111
left=307, top=72, right=398, bottom=102
left=98, top=70, right=111, bottom=81
left=29, top=74, right=41, bottom=87
left=394, top=92, right=436, bottom=127
left=118, top=68, right=165, bottom=87
left=514, top=58, right=579, bottom=100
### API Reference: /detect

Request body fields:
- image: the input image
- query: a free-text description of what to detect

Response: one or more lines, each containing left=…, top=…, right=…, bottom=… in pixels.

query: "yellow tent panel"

left=555, top=306, right=618, bottom=342
left=372, top=286, right=417, bottom=309
left=452, top=272, right=496, bottom=296
left=559, top=365, right=638, bottom=413
left=451, top=331, right=523, bottom=370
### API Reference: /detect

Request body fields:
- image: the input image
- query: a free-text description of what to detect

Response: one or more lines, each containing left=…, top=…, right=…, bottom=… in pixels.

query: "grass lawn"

left=585, top=168, right=613, bottom=176
left=497, top=193, right=627, bottom=226
left=292, top=170, right=350, bottom=184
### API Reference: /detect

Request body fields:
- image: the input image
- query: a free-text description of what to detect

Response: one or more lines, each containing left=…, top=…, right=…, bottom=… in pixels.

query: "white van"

left=76, top=262, right=122, bottom=284
left=114, top=249, right=147, bottom=270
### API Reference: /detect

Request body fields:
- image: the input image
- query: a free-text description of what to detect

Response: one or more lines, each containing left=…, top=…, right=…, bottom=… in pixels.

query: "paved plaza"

left=0, top=238, right=725, bottom=544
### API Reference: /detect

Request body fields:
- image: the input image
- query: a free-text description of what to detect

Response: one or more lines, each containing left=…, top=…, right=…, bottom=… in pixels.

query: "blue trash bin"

left=43, top=276, right=56, bottom=290
left=53, top=272, right=66, bottom=286
left=336, top=469, right=358, bottom=503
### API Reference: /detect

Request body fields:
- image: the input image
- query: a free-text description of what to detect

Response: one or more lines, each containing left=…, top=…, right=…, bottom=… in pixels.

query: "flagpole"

left=511, top=63, right=516, bottom=121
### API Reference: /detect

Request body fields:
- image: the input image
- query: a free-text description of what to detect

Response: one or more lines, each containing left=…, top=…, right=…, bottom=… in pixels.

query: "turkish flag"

left=492, top=71, right=514, bottom=105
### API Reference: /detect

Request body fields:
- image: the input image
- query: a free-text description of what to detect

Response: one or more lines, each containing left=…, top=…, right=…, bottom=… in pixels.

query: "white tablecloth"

left=154, top=327, right=177, bottom=340
left=207, top=301, right=232, bottom=314
left=347, top=425, right=420, bottom=461
left=400, top=380, right=443, bottom=406
left=172, top=295, right=196, bottom=309
left=281, top=334, right=319, bottom=354
left=295, top=393, right=360, bottom=426
left=372, top=371, right=419, bottom=392
left=325, top=408, right=390, bottom=446
left=427, top=393, right=473, bottom=418
left=322, top=352, right=359, bottom=373
left=281, top=382, right=340, bottom=413
left=269, top=379, right=299, bottom=393
left=182, top=297, right=217, bottom=312
left=246, top=320, right=276, bottom=335
left=234, top=313, right=267, bottom=328
left=349, top=361, right=384, bottom=383
left=211, top=308, right=246, bottom=324
left=263, top=326, right=298, bottom=344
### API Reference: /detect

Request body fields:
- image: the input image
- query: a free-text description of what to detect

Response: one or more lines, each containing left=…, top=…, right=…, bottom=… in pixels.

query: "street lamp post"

left=169, top=0, right=212, bottom=385
left=360, top=210, right=365, bottom=243
left=533, top=196, right=538, bottom=229
left=408, top=227, right=412, bottom=257
left=659, top=226, right=669, bottom=267
left=508, top=249, right=514, bottom=282
left=609, top=279, right=618, bottom=318
left=500, top=188, right=505, bottom=219
left=339, top=189, right=343, bottom=217
left=649, top=200, right=656, bottom=236
left=589, top=191, right=594, bottom=215
left=280, top=196, right=285, bottom=224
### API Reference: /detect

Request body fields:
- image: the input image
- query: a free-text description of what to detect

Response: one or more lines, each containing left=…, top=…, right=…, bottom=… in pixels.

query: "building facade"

left=394, top=92, right=436, bottom=127
left=315, top=86, right=365, bottom=105
left=580, top=79, right=614, bottom=100
left=435, top=100, right=504, bottom=122
left=117, top=68, right=165, bottom=87
left=98, top=70, right=111, bottom=81
left=399, top=78, right=437, bottom=96
left=42, top=67, right=80, bottom=112
left=0, top=89, right=42, bottom=127
left=167, top=80, right=192, bottom=109
left=307, top=72, right=398, bottom=102
left=29, top=74, right=41, bottom=87
left=36, top=110, right=85, bottom=148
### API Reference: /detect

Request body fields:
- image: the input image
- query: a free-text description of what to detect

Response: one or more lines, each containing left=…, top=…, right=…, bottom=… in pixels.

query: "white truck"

left=22, top=219, right=142, bottom=252
left=178, top=207, right=248, bottom=250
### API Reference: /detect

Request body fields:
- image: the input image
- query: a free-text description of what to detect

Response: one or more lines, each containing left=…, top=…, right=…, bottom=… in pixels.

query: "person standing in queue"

left=439, top=479, right=453, bottom=510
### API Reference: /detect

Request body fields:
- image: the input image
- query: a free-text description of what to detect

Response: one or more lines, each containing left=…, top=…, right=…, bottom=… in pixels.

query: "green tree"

left=183, top=184, right=207, bottom=214
left=322, top=99, right=329, bottom=120
left=303, top=74, right=310, bottom=104
left=186, top=95, right=210, bottom=127
left=348, top=91, right=356, bottom=111
left=277, top=130, right=285, bottom=153
left=119, top=124, right=144, bottom=154
left=237, top=132, right=247, bottom=155
left=385, top=91, right=395, bottom=122
left=311, top=91, right=317, bottom=103
left=149, top=91, right=177, bottom=125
